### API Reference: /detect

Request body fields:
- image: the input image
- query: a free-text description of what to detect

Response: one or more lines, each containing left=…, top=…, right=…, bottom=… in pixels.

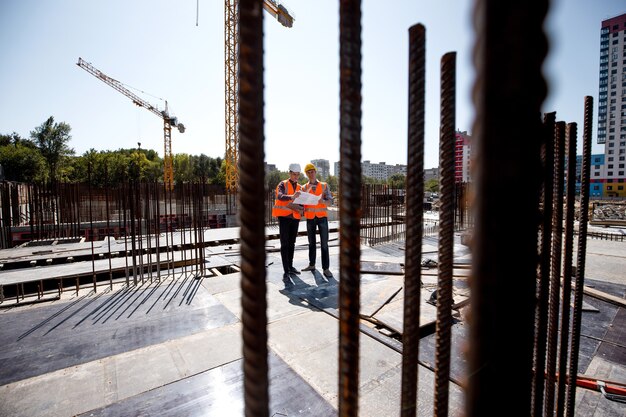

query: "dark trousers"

left=306, top=216, right=329, bottom=270
left=278, top=216, right=300, bottom=274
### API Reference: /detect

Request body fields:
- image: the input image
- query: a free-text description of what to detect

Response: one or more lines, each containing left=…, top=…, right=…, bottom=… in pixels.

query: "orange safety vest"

left=272, top=180, right=302, bottom=219
left=302, top=181, right=328, bottom=219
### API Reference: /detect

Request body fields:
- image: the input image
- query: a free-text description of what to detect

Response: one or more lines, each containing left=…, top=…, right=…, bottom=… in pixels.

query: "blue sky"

left=0, top=1, right=624, bottom=174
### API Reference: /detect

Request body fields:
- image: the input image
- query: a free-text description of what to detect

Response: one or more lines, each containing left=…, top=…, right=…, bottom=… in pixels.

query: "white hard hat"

left=288, top=163, right=301, bottom=173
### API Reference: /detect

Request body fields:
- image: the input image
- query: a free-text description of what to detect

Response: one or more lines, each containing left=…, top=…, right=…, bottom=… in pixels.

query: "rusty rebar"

left=556, top=122, right=577, bottom=417
left=238, top=1, right=268, bottom=416
left=434, top=51, right=456, bottom=417
left=467, top=2, right=549, bottom=415
left=531, top=111, right=556, bottom=416
left=339, top=1, right=362, bottom=416
left=566, top=96, right=594, bottom=416
left=88, top=162, right=97, bottom=292
left=545, top=121, right=566, bottom=417
left=400, top=22, right=425, bottom=417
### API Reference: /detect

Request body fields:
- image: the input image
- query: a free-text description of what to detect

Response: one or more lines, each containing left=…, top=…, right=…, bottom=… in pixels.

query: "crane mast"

left=76, top=57, right=185, bottom=190
left=224, top=0, right=294, bottom=193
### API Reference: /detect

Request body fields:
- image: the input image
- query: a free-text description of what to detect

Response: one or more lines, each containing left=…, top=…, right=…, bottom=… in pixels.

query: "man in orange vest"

left=300, top=162, right=334, bottom=278
left=272, top=163, right=304, bottom=281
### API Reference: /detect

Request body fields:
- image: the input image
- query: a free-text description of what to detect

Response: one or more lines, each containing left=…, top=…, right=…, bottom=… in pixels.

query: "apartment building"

left=598, top=13, right=626, bottom=197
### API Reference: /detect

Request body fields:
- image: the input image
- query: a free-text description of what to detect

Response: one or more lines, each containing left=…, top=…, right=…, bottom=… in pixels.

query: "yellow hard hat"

left=304, top=163, right=316, bottom=172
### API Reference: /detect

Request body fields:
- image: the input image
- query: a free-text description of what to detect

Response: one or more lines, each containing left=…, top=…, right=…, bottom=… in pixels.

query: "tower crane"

left=76, top=57, right=185, bottom=190
left=224, top=0, right=294, bottom=193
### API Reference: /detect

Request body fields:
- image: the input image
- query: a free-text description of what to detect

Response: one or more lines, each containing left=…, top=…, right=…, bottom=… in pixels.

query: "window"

left=595, top=164, right=601, bottom=169
left=609, top=143, right=615, bottom=147
left=608, top=171, right=613, bottom=176
left=595, top=171, right=600, bottom=177
left=609, top=164, right=614, bottom=168
left=607, top=186, right=613, bottom=190
left=620, top=164, right=625, bottom=168
left=594, top=185, right=600, bottom=190
left=619, top=186, right=624, bottom=190
left=619, top=171, right=625, bottom=176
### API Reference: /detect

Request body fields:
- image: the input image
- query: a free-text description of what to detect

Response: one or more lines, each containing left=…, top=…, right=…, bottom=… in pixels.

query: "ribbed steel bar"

left=531, top=111, right=556, bottom=416
left=467, top=2, right=548, bottom=415
left=545, top=121, right=566, bottom=417
left=565, top=96, right=594, bottom=416
left=88, top=163, right=97, bottom=292
left=338, top=0, right=362, bottom=415
left=400, top=22, right=425, bottom=417
left=434, top=51, right=456, bottom=417
left=556, top=122, right=577, bottom=417
left=238, top=1, right=268, bottom=416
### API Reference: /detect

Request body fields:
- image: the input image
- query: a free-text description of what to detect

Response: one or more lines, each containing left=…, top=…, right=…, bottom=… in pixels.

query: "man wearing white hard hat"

left=272, top=163, right=304, bottom=281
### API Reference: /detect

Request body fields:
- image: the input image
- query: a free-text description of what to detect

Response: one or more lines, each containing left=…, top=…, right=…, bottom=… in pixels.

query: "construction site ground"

left=0, top=222, right=624, bottom=416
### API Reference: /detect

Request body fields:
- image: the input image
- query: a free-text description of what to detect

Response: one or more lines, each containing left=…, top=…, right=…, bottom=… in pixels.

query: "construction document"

left=293, top=193, right=320, bottom=205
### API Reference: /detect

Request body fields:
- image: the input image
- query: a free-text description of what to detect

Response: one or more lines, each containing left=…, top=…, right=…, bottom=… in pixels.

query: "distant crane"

left=224, top=0, right=294, bottom=193
left=76, top=57, right=185, bottom=190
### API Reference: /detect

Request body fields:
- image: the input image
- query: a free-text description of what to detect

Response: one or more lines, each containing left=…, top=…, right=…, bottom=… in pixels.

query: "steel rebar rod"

left=545, top=121, right=566, bottom=417
left=531, top=111, right=556, bottom=416
left=467, top=2, right=549, bottom=415
left=566, top=96, right=594, bottom=416
left=400, top=22, right=426, bottom=417
left=434, top=51, right=456, bottom=417
left=239, top=1, right=268, bottom=416
left=339, top=1, right=362, bottom=416
left=556, top=122, right=577, bottom=417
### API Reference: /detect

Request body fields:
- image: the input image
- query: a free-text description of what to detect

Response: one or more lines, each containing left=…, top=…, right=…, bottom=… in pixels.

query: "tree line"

left=1, top=116, right=438, bottom=193
left=1, top=116, right=224, bottom=187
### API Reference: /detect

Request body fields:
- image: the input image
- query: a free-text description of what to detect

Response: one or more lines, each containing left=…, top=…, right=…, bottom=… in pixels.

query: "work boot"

left=323, top=269, right=333, bottom=278
left=289, top=266, right=301, bottom=275
left=302, top=264, right=315, bottom=271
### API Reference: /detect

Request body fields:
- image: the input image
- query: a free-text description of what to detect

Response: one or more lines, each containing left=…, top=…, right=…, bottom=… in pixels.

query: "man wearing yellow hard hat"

left=300, top=162, right=334, bottom=278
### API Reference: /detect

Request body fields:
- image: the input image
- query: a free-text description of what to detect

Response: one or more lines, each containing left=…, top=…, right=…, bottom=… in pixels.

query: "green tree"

left=128, top=151, right=149, bottom=181
left=425, top=178, right=439, bottom=193
left=0, top=141, right=47, bottom=182
left=326, top=175, right=338, bottom=192
left=30, top=116, right=75, bottom=182
left=212, top=159, right=227, bottom=186
left=266, top=169, right=284, bottom=192
left=173, top=153, right=193, bottom=183
left=0, top=132, right=37, bottom=148
left=388, top=173, right=406, bottom=189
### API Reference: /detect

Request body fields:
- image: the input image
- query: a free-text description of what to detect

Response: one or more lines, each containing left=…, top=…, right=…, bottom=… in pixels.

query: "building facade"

left=310, top=159, right=330, bottom=180
left=598, top=13, right=626, bottom=197
left=455, top=130, right=472, bottom=183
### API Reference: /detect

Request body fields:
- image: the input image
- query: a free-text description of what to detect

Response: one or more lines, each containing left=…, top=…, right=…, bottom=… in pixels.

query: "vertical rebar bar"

left=545, top=121, right=566, bottom=417
left=339, top=1, right=362, bottom=416
left=556, top=122, right=577, bottom=417
left=400, top=22, right=425, bottom=417
left=239, top=1, right=268, bottom=416
left=467, top=2, right=549, bottom=415
left=88, top=162, right=96, bottom=292
left=531, top=111, right=556, bottom=416
left=434, top=51, right=456, bottom=417
left=105, top=164, right=113, bottom=290
left=566, top=96, right=594, bottom=416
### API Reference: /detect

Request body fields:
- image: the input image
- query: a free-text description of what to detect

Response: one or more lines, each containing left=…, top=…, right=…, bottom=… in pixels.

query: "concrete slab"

left=0, top=322, right=243, bottom=417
